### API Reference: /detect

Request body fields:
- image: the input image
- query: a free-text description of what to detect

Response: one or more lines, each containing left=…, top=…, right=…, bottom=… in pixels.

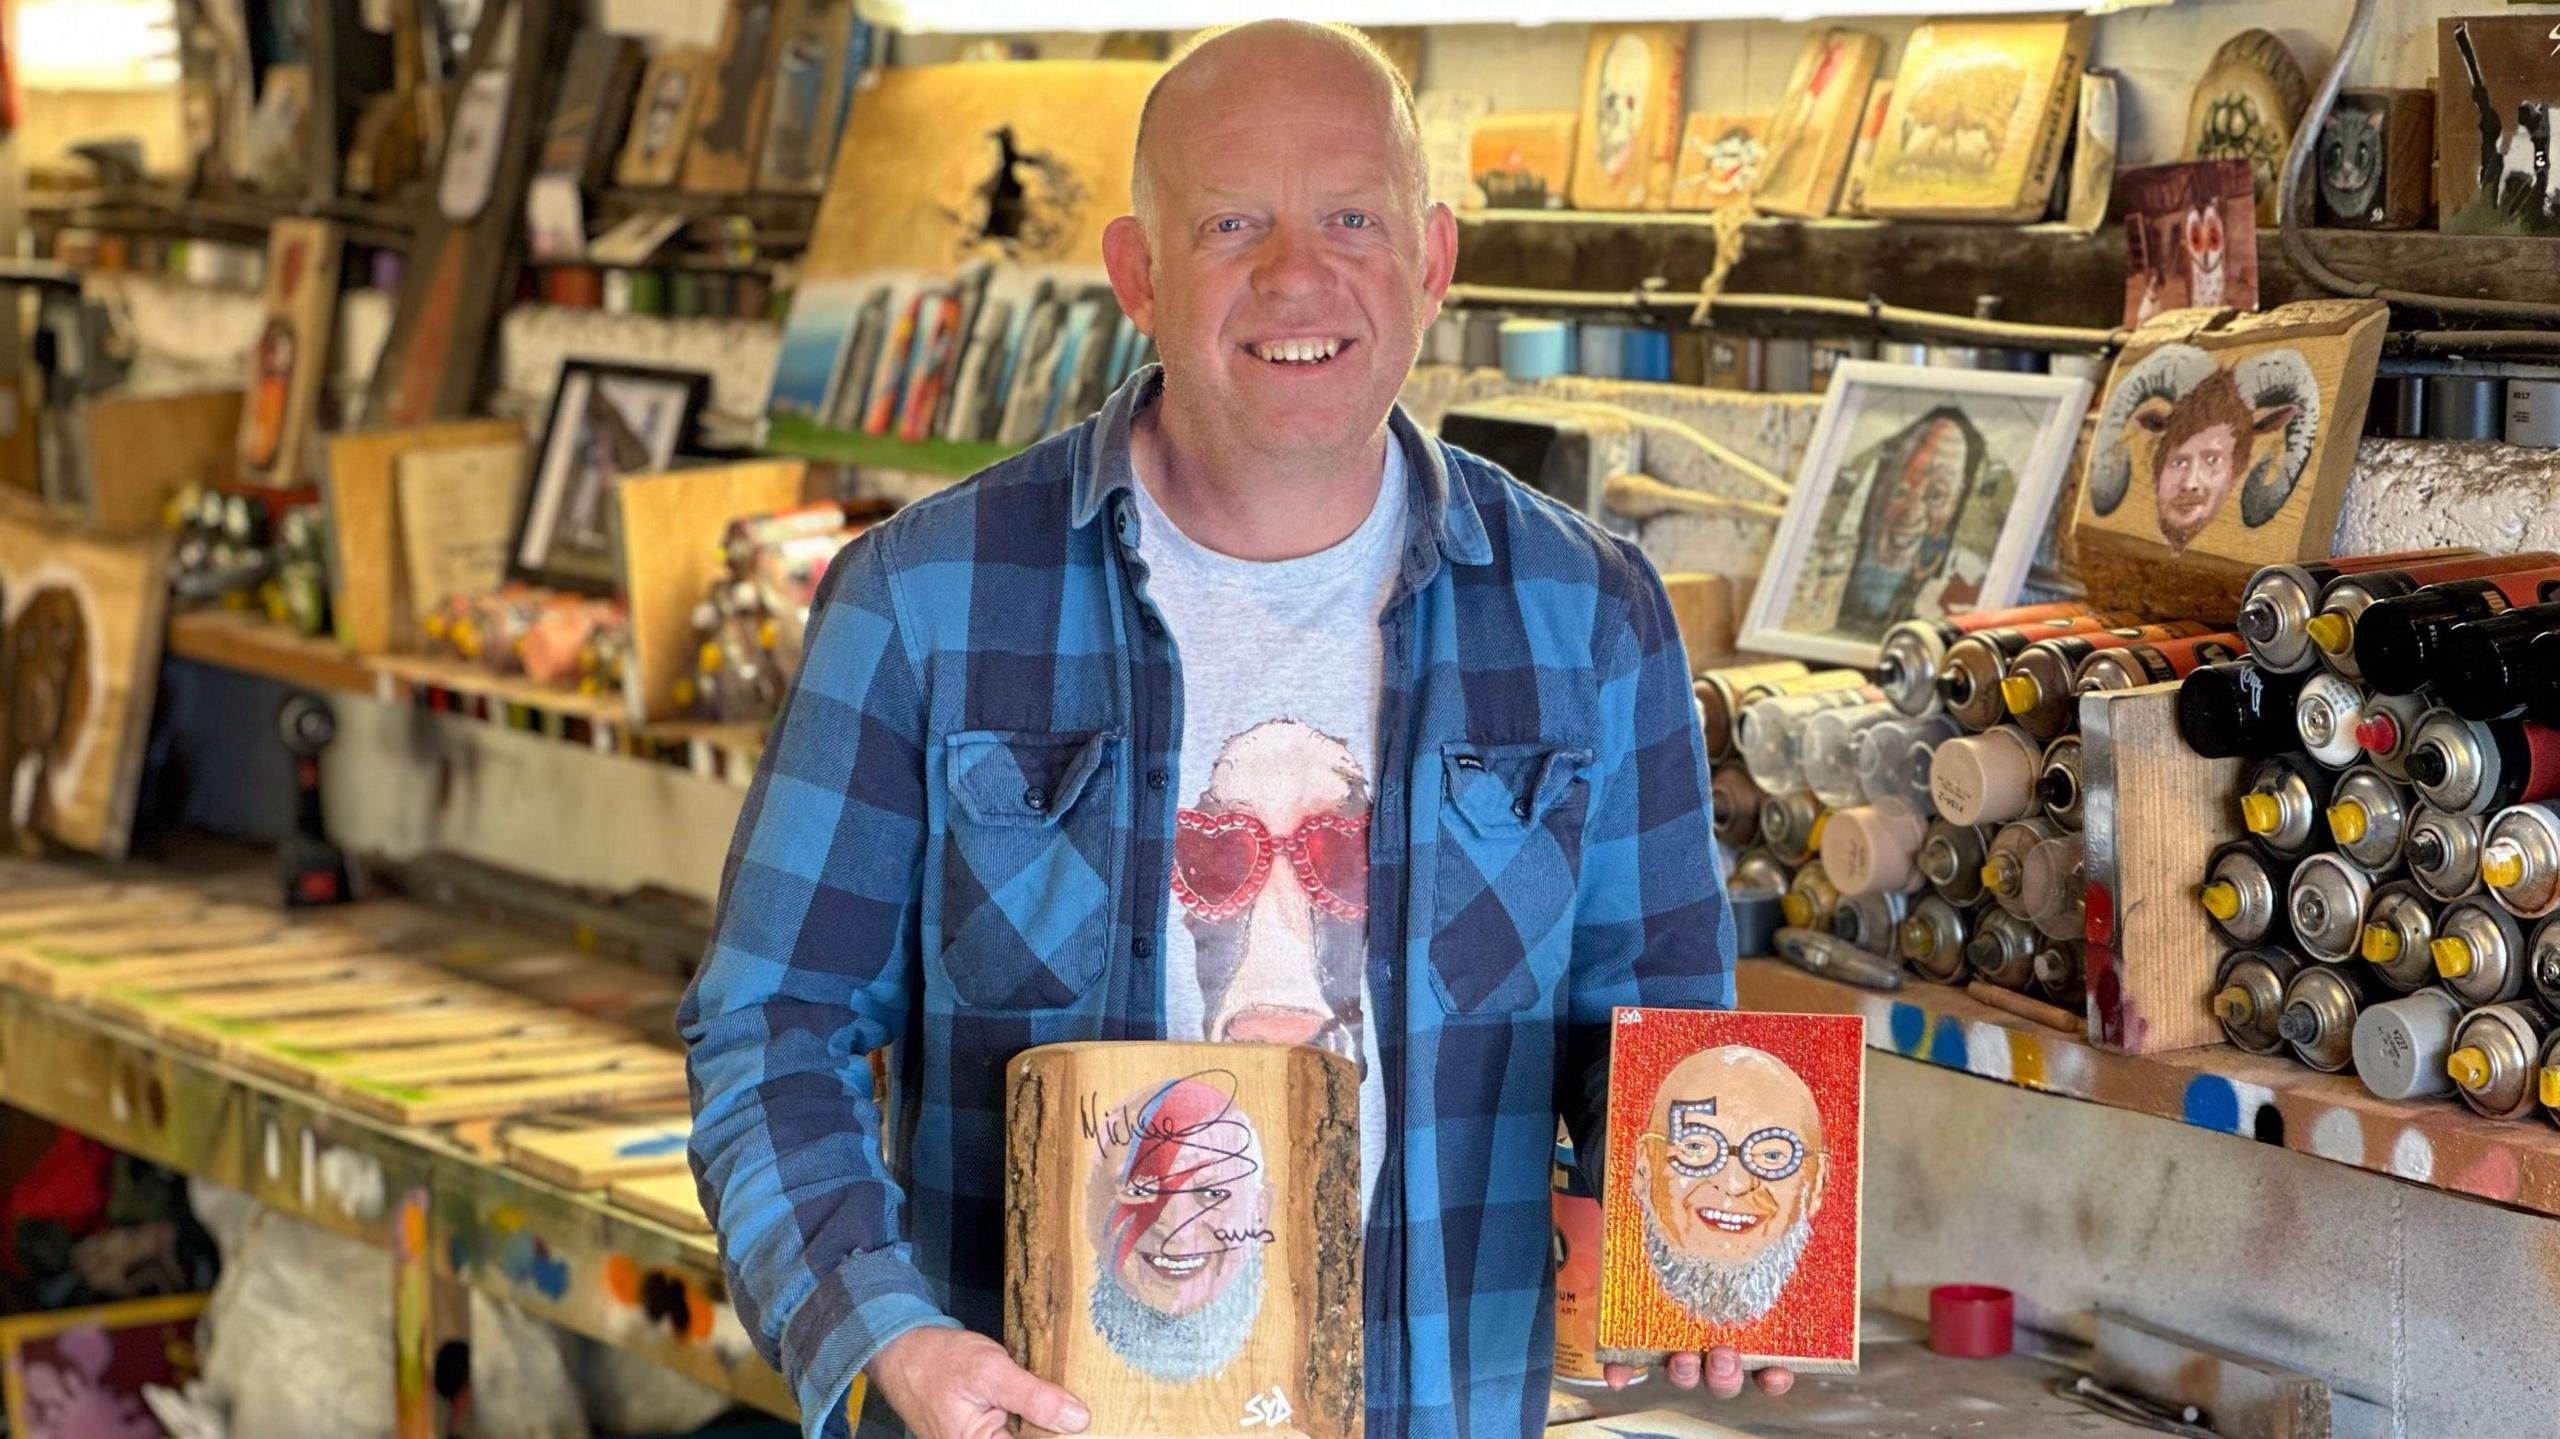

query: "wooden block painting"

left=2438, top=17, right=2560, bottom=236
left=753, top=0, right=867, bottom=194
left=2075, top=299, right=2388, bottom=621
left=615, top=46, right=712, bottom=188
left=0, top=1294, right=205, bottom=1439
left=0, top=508, right=171, bottom=858
left=1860, top=17, right=2088, bottom=221
left=1669, top=115, right=1769, bottom=212
left=2117, top=160, right=2258, bottom=328
left=538, top=30, right=644, bottom=190
left=680, top=0, right=784, bottom=195
left=2316, top=89, right=2433, bottom=229
left=1752, top=29, right=1883, bottom=219
left=237, top=219, right=342, bottom=492
left=1569, top=25, right=1686, bottom=212
left=1006, top=1042, right=1359, bottom=1439
left=2182, top=30, right=2307, bottom=228
left=1598, top=1007, right=1864, bottom=1372
left=1467, top=111, right=1577, bottom=210
left=1836, top=79, right=1893, bottom=217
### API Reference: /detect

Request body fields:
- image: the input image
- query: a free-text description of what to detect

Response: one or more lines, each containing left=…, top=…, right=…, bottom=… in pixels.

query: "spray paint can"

left=2277, top=962, right=2379, bottom=1071
left=2480, top=803, right=2560, bottom=919
left=2287, top=852, right=2375, bottom=964
left=1782, top=862, right=1846, bottom=934
left=2039, top=734, right=2085, bottom=831
left=1964, top=906, right=2041, bottom=991
left=2033, top=941, right=2085, bottom=1008
left=1728, top=847, right=1794, bottom=900
left=1897, top=894, right=1976, bottom=984
left=2404, top=709, right=2560, bottom=816
left=1739, top=685, right=1884, bottom=793
left=1877, top=607, right=2130, bottom=716
left=1919, top=819, right=1993, bottom=906
left=2432, top=896, right=2532, bottom=1006
left=2073, top=632, right=2246, bottom=694
left=2212, top=946, right=2307, bottom=1055
left=1854, top=712, right=1960, bottom=812
left=2307, top=550, right=2560, bottom=681
left=2526, top=914, right=2560, bottom=1016
left=2355, top=562, right=2560, bottom=696
left=2439, top=600, right=2560, bottom=721
left=2358, top=880, right=2443, bottom=993
left=1820, top=799, right=1929, bottom=896
left=2351, top=987, right=2466, bottom=1101
left=1941, top=621, right=2149, bottom=733
left=1831, top=889, right=1910, bottom=955
left=2200, top=839, right=2298, bottom=948
left=2022, top=830, right=2087, bottom=941
left=2346, top=690, right=2431, bottom=781
left=1697, top=662, right=1813, bottom=760
left=2324, top=765, right=2411, bottom=873
left=2447, top=1000, right=2555, bottom=1119
left=2293, top=671, right=2371, bottom=770
left=2236, top=549, right=2480, bottom=673
left=2238, top=752, right=2338, bottom=859
left=1801, top=702, right=1897, bottom=810
left=1929, top=725, right=2043, bottom=827
left=1759, top=791, right=1825, bottom=866
left=1710, top=762, right=1765, bottom=851
left=2175, top=662, right=2315, bottom=760
left=2408, top=805, right=2486, bottom=902
left=2535, top=1029, right=2560, bottom=1128
left=2000, top=624, right=2215, bottom=741
left=1981, top=817, right=2061, bottom=919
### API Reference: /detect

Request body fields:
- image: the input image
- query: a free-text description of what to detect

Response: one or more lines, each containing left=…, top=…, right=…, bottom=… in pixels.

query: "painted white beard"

left=1088, top=1243, right=1265, bottom=1383
left=1638, top=1190, right=1814, bottom=1326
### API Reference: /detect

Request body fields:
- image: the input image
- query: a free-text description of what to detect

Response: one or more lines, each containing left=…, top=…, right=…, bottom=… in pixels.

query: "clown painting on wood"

left=2075, top=300, right=2387, bottom=618
left=1598, top=1008, right=1865, bottom=1373
left=1006, top=1041, right=1361, bottom=1439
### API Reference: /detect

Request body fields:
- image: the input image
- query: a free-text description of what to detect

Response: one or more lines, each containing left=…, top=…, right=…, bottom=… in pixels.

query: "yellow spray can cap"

left=2200, top=881, right=2242, bottom=921
left=2361, top=924, right=2403, bottom=964
left=2449, top=1046, right=2491, bottom=1090
left=2327, top=801, right=2369, bottom=845
left=1780, top=893, right=1813, bottom=929
left=2211, top=986, right=2255, bottom=1025
left=2433, top=937, right=2476, bottom=980
left=2484, top=841, right=2527, bottom=891
left=2000, top=675, right=2042, bottom=717
left=2305, top=611, right=2354, bottom=655
left=2240, top=793, right=2283, bottom=835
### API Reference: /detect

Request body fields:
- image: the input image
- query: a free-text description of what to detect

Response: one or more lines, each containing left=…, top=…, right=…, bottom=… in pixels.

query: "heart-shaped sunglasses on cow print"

left=1172, top=809, right=1370, bottom=923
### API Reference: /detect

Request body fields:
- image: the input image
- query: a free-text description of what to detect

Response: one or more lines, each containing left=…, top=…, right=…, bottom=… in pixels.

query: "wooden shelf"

left=169, top=609, right=379, bottom=694
left=1741, top=958, right=2560, bottom=1219
left=370, top=651, right=629, bottom=723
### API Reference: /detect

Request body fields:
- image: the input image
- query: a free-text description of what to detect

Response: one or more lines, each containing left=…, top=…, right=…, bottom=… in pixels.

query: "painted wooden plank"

left=606, top=1170, right=711, bottom=1233
left=502, top=1116, right=694, bottom=1188
left=337, top=1057, right=690, bottom=1124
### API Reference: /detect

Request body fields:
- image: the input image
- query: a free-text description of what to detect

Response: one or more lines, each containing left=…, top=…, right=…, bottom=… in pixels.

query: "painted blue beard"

left=1637, top=1185, right=1815, bottom=1326
left=1088, top=1240, right=1266, bottom=1382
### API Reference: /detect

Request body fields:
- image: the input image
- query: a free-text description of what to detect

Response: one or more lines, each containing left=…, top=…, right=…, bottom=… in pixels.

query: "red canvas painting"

left=1598, top=1007, right=1864, bottom=1371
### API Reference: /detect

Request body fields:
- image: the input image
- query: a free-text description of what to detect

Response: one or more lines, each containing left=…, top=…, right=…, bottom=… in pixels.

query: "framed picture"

left=512, top=361, right=709, bottom=594
left=1597, top=1007, right=1865, bottom=1372
left=0, top=1293, right=206, bottom=1439
left=1739, top=362, right=2091, bottom=666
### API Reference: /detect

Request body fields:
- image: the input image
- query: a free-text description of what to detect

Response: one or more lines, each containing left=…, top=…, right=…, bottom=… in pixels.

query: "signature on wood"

left=1082, top=1070, right=1277, bottom=1251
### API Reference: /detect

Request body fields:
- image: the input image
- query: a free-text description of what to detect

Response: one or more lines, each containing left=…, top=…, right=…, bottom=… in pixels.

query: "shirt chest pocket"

left=938, top=728, right=1122, bottom=1009
left=1427, top=740, right=1595, bottom=1016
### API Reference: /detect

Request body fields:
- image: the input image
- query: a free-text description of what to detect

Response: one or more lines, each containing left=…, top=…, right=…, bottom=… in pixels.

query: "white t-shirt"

left=1131, top=440, right=1406, bottom=1213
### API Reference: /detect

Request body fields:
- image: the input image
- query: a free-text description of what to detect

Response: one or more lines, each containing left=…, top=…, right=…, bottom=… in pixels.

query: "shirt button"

left=1147, top=770, right=1168, bottom=790
left=1133, top=936, right=1154, bottom=959
left=1023, top=787, right=1048, bottom=811
left=1143, top=616, right=1163, bottom=635
left=1512, top=796, right=1533, bottom=819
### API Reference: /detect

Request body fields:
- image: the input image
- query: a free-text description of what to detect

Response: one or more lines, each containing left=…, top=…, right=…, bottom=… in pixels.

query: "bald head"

left=1130, top=21, right=1427, bottom=236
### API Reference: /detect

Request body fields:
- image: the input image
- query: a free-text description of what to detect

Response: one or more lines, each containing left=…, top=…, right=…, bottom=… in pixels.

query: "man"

left=682, top=23, right=1774, bottom=1439
left=1628, top=1047, right=1827, bottom=1327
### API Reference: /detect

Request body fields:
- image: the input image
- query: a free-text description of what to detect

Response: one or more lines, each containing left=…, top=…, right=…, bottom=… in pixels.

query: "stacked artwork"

left=1858, top=17, right=2090, bottom=222
left=1752, top=29, right=1884, bottom=218
left=1670, top=115, right=1769, bottom=211
left=236, top=219, right=341, bottom=491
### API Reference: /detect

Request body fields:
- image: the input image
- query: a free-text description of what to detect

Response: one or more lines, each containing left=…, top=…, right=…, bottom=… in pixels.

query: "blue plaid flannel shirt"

left=682, top=366, right=1737, bottom=1439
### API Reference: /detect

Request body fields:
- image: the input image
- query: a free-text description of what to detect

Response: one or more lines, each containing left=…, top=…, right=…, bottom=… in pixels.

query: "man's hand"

left=1605, top=1347, right=1795, bottom=1399
left=868, top=1327, right=1090, bottom=1439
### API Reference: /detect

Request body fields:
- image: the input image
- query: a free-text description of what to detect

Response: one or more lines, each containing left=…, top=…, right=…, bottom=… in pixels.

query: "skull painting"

left=1594, top=34, right=1654, bottom=181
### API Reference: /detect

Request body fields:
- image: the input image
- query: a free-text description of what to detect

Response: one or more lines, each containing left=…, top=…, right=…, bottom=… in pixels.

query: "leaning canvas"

left=1598, top=1007, right=1865, bottom=1373
left=2438, top=16, right=2560, bottom=236
left=1859, top=16, right=2089, bottom=221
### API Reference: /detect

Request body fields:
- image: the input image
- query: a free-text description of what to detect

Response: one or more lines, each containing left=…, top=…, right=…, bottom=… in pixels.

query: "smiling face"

left=1104, top=23, right=1456, bottom=478
left=1874, top=417, right=1968, bottom=570
left=2155, top=424, right=2241, bottom=544
left=1085, top=1075, right=1272, bottom=1382
left=1630, top=1046, right=1826, bottom=1322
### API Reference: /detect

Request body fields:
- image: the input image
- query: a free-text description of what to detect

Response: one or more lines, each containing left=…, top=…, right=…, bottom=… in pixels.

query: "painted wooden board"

left=2438, top=17, right=2560, bottom=237
left=1669, top=114, right=1769, bottom=212
left=2079, top=680, right=2248, bottom=1055
left=330, top=1039, right=658, bottom=1088
left=82, top=389, right=243, bottom=536
left=335, top=1052, right=689, bottom=1123
left=608, top=1170, right=712, bottom=1233
left=161, top=992, right=557, bottom=1061
left=1548, top=1410, right=1752, bottom=1439
left=323, top=419, right=527, bottom=656
left=537, top=31, right=644, bottom=190
left=2073, top=299, right=2388, bottom=622
left=1005, top=1041, right=1360, bottom=1439
left=2316, top=89, right=2433, bottom=230
left=752, top=0, right=864, bottom=195
left=1466, top=111, right=1576, bottom=210
left=503, top=1115, right=693, bottom=1187
left=1569, top=25, right=1687, bottom=211
left=2117, top=160, right=2257, bottom=328
left=616, top=46, right=713, bottom=187
left=0, top=913, right=295, bottom=995
left=1752, top=29, right=1884, bottom=219
left=1598, top=1007, right=1864, bottom=1374
left=2183, top=29, right=2307, bottom=228
left=59, top=931, right=386, bottom=1002
left=230, top=1011, right=625, bottom=1085
left=0, top=510, right=172, bottom=857
left=0, top=888, right=200, bottom=935
left=1860, top=17, right=2089, bottom=222
left=614, top=459, right=808, bottom=724
left=236, top=219, right=343, bottom=492
left=396, top=440, right=529, bottom=622
left=679, top=0, right=783, bottom=195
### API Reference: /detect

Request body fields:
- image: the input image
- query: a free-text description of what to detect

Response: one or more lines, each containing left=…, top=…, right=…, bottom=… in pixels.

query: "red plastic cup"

left=1929, top=1284, right=2015, bottom=1358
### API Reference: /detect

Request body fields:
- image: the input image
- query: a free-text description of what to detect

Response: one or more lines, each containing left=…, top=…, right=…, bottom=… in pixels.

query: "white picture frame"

left=1739, top=361, right=2092, bottom=667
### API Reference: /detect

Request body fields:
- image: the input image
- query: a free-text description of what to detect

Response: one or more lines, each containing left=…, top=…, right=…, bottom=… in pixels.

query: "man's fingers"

left=1666, top=1350, right=1702, bottom=1388
left=1706, top=1346, right=1744, bottom=1399
left=1603, top=1362, right=1636, bottom=1390
left=981, top=1357, right=1091, bottom=1434
left=1755, top=1366, right=1796, bottom=1396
